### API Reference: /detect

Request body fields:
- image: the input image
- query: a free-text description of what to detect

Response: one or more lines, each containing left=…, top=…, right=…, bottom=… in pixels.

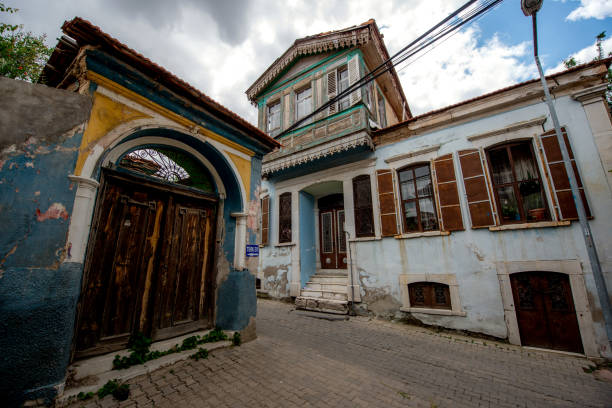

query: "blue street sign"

left=246, top=244, right=259, bottom=257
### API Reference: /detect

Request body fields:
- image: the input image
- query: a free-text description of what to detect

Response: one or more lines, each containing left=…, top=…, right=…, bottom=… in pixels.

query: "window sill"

left=488, top=220, right=570, bottom=231
left=348, top=236, right=382, bottom=242
left=274, top=242, right=296, bottom=247
left=394, top=231, right=450, bottom=240
left=400, top=307, right=466, bottom=317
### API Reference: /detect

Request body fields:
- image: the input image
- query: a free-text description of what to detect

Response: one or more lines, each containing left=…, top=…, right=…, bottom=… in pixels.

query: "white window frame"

left=295, top=86, right=312, bottom=124
left=266, top=101, right=281, bottom=134
left=337, top=66, right=350, bottom=112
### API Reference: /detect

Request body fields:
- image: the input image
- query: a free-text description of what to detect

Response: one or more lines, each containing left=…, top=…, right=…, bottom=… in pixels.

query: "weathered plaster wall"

left=258, top=179, right=292, bottom=296
left=260, top=91, right=612, bottom=356
left=0, top=78, right=92, bottom=405
left=365, top=95, right=612, bottom=351
left=0, top=77, right=92, bottom=152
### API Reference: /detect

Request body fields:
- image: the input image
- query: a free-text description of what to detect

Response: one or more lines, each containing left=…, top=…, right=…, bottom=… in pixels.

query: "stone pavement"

left=68, top=299, right=612, bottom=408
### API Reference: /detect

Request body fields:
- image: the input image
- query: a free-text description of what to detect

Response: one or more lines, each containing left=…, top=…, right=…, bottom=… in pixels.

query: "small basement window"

left=408, top=282, right=451, bottom=310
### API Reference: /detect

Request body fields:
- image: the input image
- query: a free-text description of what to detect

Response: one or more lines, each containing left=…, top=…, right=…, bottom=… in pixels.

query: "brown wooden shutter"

left=433, top=154, right=464, bottom=231
left=327, top=70, right=338, bottom=115
left=377, top=169, right=398, bottom=236
left=261, top=196, right=270, bottom=246
left=539, top=129, right=592, bottom=219
left=458, top=149, right=496, bottom=228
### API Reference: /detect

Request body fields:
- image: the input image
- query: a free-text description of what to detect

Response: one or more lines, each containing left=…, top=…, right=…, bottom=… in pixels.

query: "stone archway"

left=68, top=128, right=249, bottom=359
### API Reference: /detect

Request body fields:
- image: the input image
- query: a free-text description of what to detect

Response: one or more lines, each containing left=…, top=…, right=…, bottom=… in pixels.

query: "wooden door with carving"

left=318, top=194, right=347, bottom=270
left=510, top=272, right=583, bottom=353
left=74, top=169, right=217, bottom=359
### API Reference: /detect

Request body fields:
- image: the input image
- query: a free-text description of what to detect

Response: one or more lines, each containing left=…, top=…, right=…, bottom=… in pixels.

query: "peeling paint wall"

left=260, top=86, right=612, bottom=357
left=259, top=246, right=292, bottom=299
left=0, top=78, right=92, bottom=405
left=365, top=94, right=612, bottom=352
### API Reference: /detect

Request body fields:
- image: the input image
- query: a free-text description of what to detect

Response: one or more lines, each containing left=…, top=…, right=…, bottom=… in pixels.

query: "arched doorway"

left=74, top=145, right=220, bottom=358
left=510, top=271, right=583, bottom=353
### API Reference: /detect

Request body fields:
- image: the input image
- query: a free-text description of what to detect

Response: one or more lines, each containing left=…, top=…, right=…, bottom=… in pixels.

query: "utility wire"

left=276, top=0, right=503, bottom=139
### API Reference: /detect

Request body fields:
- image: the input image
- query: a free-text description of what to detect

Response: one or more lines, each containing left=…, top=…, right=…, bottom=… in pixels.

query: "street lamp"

left=520, top=0, right=542, bottom=16
left=521, top=0, right=612, bottom=352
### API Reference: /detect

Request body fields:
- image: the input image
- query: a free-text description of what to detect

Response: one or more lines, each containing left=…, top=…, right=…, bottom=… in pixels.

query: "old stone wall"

left=0, top=77, right=92, bottom=405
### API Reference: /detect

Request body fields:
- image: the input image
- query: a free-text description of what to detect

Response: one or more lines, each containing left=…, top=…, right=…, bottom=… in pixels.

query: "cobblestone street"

left=70, top=299, right=612, bottom=408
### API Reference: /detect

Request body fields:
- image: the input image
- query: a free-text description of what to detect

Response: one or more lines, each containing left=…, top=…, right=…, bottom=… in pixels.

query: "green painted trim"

left=259, top=49, right=352, bottom=103
left=276, top=104, right=366, bottom=141
left=259, top=49, right=348, bottom=99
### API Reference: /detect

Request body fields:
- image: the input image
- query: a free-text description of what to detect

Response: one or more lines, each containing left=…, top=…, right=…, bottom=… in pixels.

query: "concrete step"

left=310, top=275, right=348, bottom=285
left=256, top=290, right=270, bottom=299
left=304, top=282, right=348, bottom=292
left=295, top=296, right=348, bottom=315
left=317, top=269, right=348, bottom=276
left=300, top=289, right=347, bottom=301
left=60, top=329, right=234, bottom=404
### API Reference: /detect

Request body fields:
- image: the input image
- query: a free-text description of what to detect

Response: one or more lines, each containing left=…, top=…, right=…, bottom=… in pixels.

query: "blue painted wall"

left=0, top=127, right=84, bottom=405
left=215, top=270, right=256, bottom=330
left=97, top=128, right=255, bottom=333
left=299, top=191, right=316, bottom=288
left=0, top=50, right=267, bottom=405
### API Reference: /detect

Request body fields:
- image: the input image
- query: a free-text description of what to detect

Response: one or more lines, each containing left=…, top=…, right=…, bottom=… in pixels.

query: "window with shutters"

left=352, top=175, right=375, bottom=237
left=408, top=282, right=451, bottom=310
left=486, top=141, right=550, bottom=224
left=295, top=87, right=312, bottom=123
left=398, top=164, right=439, bottom=232
left=337, top=66, right=350, bottom=111
left=278, top=192, right=292, bottom=243
left=266, top=102, right=281, bottom=134
left=539, top=128, right=592, bottom=220
left=260, top=196, right=270, bottom=246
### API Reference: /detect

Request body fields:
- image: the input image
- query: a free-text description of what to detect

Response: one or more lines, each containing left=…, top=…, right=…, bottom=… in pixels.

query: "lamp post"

left=521, top=0, right=612, bottom=352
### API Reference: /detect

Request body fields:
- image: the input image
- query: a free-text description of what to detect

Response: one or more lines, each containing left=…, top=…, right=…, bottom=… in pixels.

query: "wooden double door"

left=74, top=169, right=217, bottom=359
left=318, top=194, right=347, bottom=270
left=510, top=272, right=583, bottom=353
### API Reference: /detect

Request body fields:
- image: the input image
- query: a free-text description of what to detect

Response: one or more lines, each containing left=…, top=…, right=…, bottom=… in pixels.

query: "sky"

left=4, top=0, right=611, bottom=123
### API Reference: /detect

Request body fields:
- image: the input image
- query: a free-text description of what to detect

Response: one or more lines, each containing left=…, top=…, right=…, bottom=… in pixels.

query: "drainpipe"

left=345, top=227, right=356, bottom=316
left=523, top=1, right=612, bottom=353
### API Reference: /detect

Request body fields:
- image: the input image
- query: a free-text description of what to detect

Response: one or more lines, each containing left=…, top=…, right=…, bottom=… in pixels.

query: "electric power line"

left=275, top=0, right=504, bottom=139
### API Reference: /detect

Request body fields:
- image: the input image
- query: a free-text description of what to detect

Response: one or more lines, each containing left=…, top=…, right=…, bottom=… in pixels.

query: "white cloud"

left=546, top=36, right=612, bottom=74
left=4, top=0, right=539, bottom=123
left=566, top=0, right=612, bottom=21
left=400, top=29, right=536, bottom=115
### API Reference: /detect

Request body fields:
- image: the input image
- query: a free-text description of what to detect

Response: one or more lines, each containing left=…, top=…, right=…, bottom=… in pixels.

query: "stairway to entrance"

left=295, top=269, right=349, bottom=314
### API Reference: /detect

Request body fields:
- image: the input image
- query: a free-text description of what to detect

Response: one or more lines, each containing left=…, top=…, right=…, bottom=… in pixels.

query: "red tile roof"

left=373, top=57, right=612, bottom=136
left=49, top=17, right=280, bottom=150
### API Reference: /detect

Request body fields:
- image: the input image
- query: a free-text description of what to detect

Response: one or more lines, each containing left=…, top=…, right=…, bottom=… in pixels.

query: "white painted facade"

left=258, top=61, right=612, bottom=358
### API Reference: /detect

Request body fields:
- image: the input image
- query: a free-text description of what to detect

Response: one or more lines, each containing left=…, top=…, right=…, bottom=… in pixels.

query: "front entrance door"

left=318, top=194, right=347, bottom=269
left=74, top=169, right=217, bottom=358
left=510, top=272, right=583, bottom=353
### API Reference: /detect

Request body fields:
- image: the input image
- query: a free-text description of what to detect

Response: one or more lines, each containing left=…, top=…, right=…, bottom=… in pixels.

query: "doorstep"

left=57, top=329, right=233, bottom=405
